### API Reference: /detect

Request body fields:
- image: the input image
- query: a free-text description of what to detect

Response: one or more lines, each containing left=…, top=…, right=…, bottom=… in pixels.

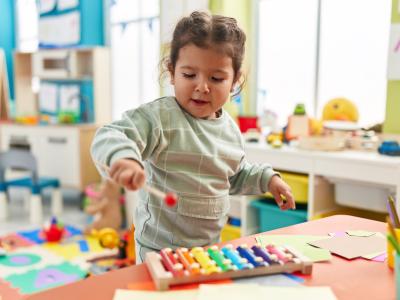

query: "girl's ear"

left=168, top=63, right=175, bottom=85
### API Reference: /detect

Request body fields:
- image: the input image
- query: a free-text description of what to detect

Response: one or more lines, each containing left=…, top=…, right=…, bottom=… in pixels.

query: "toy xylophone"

left=145, top=243, right=313, bottom=290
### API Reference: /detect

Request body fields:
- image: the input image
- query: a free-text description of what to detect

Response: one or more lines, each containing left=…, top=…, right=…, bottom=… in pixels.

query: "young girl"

left=91, top=11, right=295, bottom=263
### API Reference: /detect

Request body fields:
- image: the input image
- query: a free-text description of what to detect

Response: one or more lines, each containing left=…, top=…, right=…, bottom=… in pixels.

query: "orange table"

left=19, top=215, right=394, bottom=300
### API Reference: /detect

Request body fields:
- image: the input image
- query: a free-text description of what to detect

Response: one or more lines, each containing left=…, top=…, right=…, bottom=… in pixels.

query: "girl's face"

left=170, top=44, right=238, bottom=119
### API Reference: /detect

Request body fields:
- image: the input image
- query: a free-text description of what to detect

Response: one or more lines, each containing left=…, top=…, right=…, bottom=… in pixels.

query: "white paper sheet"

left=59, top=84, right=80, bottom=112
left=39, top=82, right=58, bottom=113
left=198, top=284, right=338, bottom=300
left=39, top=11, right=80, bottom=46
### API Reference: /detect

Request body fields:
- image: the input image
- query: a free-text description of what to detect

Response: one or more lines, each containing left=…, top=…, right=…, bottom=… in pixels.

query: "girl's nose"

left=195, top=80, right=210, bottom=94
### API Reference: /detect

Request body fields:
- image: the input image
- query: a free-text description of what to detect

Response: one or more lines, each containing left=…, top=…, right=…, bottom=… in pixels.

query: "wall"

left=210, top=0, right=255, bottom=116
left=384, top=0, right=400, bottom=133
left=0, top=0, right=15, bottom=100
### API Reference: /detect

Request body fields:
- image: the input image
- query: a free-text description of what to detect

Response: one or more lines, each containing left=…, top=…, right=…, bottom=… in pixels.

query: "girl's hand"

left=268, top=175, right=296, bottom=210
left=109, top=159, right=146, bottom=190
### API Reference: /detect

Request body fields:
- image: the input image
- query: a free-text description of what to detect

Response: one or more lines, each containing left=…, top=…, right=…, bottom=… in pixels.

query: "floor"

left=0, top=188, right=87, bottom=236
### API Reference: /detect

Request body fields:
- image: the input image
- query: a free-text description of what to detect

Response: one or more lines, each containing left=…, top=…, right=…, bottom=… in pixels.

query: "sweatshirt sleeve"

left=228, top=157, right=279, bottom=195
left=90, top=107, right=160, bottom=176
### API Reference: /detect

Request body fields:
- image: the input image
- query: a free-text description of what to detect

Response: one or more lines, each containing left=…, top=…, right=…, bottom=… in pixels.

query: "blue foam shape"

left=17, top=225, right=82, bottom=244
left=18, top=229, right=44, bottom=244
left=77, top=240, right=89, bottom=252
left=65, top=225, right=82, bottom=236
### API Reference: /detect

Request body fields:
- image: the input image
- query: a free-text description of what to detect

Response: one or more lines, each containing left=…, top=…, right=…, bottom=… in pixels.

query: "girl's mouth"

left=191, top=98, right=209, bottom=105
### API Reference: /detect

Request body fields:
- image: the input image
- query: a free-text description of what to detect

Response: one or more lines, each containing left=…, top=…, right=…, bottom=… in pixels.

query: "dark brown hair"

left=162, top=11, right=246, bottom=90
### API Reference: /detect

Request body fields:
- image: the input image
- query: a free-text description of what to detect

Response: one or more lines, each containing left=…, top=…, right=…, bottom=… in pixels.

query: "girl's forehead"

left=176, top=44, right=233, bottom=70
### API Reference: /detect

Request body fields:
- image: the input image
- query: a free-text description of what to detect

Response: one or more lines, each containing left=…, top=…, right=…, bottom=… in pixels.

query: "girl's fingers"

left=112, top=167, right=124, bottom=185
left=120, top=169, right=135, bottom=188
left=281, top=189, right=295, bottom=210
left=273, top=191, right=284, bottom=207
left=133, top=171, right=146, bottom=188
left=273, top=187, right=295, bottom=210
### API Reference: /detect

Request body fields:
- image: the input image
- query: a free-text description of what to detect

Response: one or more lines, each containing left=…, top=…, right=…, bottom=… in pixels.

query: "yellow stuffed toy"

left=322, top=97, right=359, bottom=122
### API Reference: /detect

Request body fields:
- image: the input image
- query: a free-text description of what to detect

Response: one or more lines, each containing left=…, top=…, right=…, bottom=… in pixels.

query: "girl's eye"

left=211, top=77, right=224, bottom=82
left=183, top=73, right=195, bottom=78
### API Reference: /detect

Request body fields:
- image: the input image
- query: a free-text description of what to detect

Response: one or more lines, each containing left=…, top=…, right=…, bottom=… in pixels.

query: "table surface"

left=18, top=215, right=393, bottom=300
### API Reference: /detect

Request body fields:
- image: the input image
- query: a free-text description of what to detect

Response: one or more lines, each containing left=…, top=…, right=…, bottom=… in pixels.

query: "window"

left=257, top=0, right=319, bottom=126
left=109, top=0, right=160, bottom=120
left=257, top=0, right=391, bottom=127
left=317, top=0, right=391, bottom=127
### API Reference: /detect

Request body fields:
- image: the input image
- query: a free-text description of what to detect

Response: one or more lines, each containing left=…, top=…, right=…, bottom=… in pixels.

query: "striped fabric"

left=91, top=97, right=277, bottom=252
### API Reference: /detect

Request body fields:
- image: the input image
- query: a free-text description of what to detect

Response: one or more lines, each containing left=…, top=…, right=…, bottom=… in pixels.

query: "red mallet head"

left=165, top=192, right=177, bottom=207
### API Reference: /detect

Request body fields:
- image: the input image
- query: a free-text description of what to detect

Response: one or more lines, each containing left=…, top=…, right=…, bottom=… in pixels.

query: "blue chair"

left=0, top=149, right=63, bottom=224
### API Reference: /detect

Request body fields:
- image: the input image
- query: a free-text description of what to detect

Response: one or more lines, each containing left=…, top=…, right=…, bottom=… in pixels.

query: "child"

left=91, top=11, right=295, bottom=263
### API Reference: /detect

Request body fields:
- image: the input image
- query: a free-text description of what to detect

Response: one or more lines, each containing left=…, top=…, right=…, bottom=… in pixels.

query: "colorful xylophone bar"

left=146, top=243, right=313, bottom=290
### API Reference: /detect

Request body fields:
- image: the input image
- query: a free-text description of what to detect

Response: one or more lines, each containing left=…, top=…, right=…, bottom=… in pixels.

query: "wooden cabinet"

left=0, top=123, right=100, bottom=190
left=14, top=47, right=111, bottom=124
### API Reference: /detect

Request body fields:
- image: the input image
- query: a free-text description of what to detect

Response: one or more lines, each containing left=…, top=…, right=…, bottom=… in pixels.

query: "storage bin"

left=331, top=179, right=393, bottom=213
left=265, top=172, right=308, bottom=204
left=280, top=172, right=308, bottom=203
left=251, top=199, right=307, bottom=232
left=221, top=224, right=241, bottom=242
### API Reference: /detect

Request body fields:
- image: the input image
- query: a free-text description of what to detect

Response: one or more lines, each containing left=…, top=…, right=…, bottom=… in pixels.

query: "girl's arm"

left=229, top=159, right=295, bottom=210
left=91, top=108, right=161, bottom=175
left=228, top=158, right=278, bottom=195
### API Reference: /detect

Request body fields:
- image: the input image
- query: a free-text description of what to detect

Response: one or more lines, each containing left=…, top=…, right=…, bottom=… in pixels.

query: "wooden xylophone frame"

left=145, top=245, right=313, bottom=290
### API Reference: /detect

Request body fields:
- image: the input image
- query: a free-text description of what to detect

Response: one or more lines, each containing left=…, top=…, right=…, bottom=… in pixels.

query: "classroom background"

left=0, top=0, right=399, bottom=299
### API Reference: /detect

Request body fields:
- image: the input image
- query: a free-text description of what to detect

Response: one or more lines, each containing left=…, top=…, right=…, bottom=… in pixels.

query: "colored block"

left=5, top=262, right=86, bottom=294
left=0, top=246, right=64, bottom=277
left=0, top=253, right=41, bottom=267
left=0, top=233, right=34, bottom=249
left=17, top=229, right=45, bottom=244
left=43, top=236, right=109, bottom=260
left=0, top=278, right=23, bottom=299
left=78, top=240, right=89, bottom=252
left=17, top=225, right=82, bottom=245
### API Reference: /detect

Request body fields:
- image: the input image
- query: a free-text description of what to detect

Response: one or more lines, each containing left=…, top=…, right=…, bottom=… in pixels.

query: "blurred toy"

left=58, top=111, right=80, bottom=124
left=243, top=128, right=261, bottom=143
left=237, top=115, right=258, bottom=133
left=293, top=103, right=306, bottom=115
left=378, top=140, right=400, bottom=156
left=285, top=104, right=311, bottom=141
left=258, top=109, right=279, bottom=132
left=89, top=226, right=136, bottom=273
left=15, top=116, right=39, bottom=125
left=93, top=226, right=135, bottom=260
left=310, top=118, right=323, bottom=135
left=42, top=217, right=65, bottom=242
left=84, top=179, right=123, bottom=234
left=266, top=132, right=283, bottom=148
left=322, top=97, right=359, bottom=122
left=347, top=130, right=379, bottom=151
left=95, top=227, right=120, bottom=249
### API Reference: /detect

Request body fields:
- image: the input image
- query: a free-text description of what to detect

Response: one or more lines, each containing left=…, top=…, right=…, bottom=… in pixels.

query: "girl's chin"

left=188, top=109, right=214, bottom=119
